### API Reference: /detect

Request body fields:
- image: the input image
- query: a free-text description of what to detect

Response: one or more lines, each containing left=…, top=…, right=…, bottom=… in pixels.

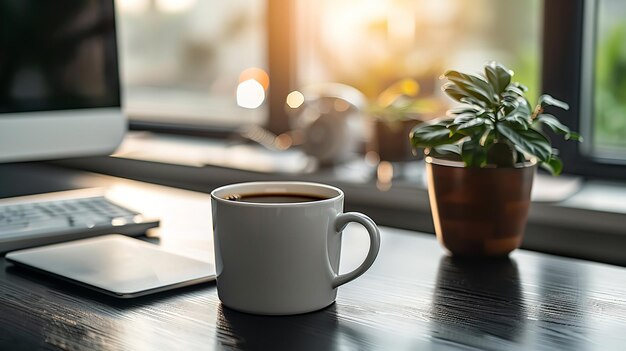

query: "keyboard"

left=0, top=189, right=159, bottom=253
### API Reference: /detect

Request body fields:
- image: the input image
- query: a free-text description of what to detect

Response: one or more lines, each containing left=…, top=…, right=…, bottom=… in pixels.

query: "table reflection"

left=215, top=304, right=341, bottom=350
left=430, top=256, right=526, bottom=349
left=535, top=262, right=588, bottom=350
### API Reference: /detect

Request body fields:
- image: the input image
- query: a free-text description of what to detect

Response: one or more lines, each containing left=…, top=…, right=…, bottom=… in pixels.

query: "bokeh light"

left=239, top=67, right=270, bottom=91
left=286, top=90, right=305, bottom=109
left=376, top=161, right=394, bottom=191
left=237, top=79, right=265, bottom=109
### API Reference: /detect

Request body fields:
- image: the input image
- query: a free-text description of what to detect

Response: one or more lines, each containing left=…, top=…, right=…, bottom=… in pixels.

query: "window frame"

left=265, top=0, right=294, bottom=135
left=543, top=0, right=626, bottom=179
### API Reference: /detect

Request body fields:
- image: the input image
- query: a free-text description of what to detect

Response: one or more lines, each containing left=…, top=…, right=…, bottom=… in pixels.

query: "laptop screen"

left=0, top=0, right=120, bottom=114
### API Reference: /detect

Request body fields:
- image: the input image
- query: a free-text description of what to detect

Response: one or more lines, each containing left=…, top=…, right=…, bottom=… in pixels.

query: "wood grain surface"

left=1, top=165, right=626, bottom=350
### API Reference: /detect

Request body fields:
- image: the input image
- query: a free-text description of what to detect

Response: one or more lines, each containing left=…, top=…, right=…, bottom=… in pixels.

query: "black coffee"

left=224, top=193, right=327, bottom=203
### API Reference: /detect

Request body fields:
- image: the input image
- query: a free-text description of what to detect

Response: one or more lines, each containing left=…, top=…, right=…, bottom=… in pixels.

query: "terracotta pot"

left=425, top=157, right=536, bottom=257
left=369, top=118, right=422, bottom=162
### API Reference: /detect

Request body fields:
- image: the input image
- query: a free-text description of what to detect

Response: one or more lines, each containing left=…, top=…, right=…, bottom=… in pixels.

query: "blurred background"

left=594, top=0, right=626, bottom=157
left=113, top=0, right=626, bottom=165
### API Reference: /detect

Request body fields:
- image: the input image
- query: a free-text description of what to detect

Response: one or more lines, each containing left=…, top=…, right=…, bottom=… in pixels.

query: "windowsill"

left=56, top=132, right=626, bottom=265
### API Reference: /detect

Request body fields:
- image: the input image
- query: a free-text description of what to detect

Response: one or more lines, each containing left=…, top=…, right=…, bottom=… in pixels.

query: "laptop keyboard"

left=0, top=195, right=159, bottom=252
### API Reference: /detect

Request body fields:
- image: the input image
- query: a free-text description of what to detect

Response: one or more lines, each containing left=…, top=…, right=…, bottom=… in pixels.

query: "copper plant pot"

left=425, top=157, right=536, bottom=257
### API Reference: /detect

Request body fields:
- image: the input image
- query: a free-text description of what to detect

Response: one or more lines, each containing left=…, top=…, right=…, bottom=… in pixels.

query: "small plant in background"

left=409, top=62, right=581, bottom=175
left=367, top=79, right=439, bottom=123
left=366, top=79, right=443, bottom=163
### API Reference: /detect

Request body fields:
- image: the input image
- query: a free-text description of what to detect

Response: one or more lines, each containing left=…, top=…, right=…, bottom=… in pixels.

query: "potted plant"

left=367, top=79, right=442, bottom=162
left=410, top=62, right=581, bottom=257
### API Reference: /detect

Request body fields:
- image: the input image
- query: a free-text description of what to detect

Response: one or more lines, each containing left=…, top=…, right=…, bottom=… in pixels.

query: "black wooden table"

left=1, top=164, right=626, bottom=350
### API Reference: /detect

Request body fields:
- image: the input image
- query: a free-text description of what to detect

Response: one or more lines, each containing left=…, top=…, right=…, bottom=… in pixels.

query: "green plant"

left=409, top=62, right=581, bottom=175
left=367, top=79, right=439, bottom=123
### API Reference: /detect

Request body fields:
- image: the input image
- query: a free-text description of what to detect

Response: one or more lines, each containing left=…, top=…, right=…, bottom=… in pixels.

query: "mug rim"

left=211, top=181, right=344, bottom=207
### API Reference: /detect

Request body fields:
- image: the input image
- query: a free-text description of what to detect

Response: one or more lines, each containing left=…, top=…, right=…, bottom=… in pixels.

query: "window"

left=116, top=0, right=544, bottom=135
left=544, top=0, right=626, bottom=179
left=295, top=0, right=543, bottom=103
left=589, top=0, right=626, bottom=159
left=115, top=0, right=267, bottom=128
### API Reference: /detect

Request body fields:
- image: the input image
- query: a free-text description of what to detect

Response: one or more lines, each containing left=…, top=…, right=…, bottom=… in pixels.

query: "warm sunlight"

left=239, top=67, right=270, bottom=91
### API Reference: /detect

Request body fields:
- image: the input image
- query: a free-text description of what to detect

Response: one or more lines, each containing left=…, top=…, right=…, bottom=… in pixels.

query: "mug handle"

left=331, top=212, right=381, bottom=288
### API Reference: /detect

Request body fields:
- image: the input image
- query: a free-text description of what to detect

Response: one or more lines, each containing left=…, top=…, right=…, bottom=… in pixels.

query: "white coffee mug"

left=210, top=181, right=381, bottom=315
